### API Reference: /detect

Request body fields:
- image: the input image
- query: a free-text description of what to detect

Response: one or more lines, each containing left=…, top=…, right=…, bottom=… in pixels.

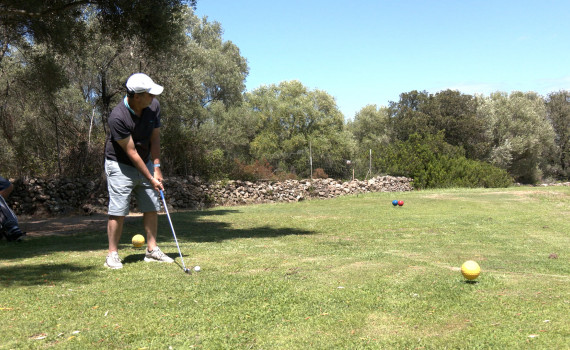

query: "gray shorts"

left=105, top=159, right=161, bottom=216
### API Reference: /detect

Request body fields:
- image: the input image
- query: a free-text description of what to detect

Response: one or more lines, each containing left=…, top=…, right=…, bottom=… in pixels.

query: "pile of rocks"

left=8, top=175, right=413, bottom=216
left=181, top=176, right=414, bottom=207
left=9, top=177, right=107, bottom=216
left=538, top=182, right=570, bottom=187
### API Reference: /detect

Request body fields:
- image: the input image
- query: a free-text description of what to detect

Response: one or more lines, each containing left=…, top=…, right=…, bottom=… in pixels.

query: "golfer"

left=103, top=73, right=173, bottom=269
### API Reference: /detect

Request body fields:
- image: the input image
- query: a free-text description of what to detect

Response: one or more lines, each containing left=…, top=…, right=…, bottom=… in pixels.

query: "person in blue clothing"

left=103, top=73, right=173, bottom=269
left=0, top=176, right=13, bottom=198
left=0, top=175, right=25, bottom=242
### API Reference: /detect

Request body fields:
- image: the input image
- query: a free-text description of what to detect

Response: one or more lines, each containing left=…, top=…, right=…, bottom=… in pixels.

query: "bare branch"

left=0, top=1, right=96, bottom=18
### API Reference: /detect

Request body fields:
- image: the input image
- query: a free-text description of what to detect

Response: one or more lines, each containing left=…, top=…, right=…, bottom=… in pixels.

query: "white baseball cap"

left=126, top=73, right=164, bottom=95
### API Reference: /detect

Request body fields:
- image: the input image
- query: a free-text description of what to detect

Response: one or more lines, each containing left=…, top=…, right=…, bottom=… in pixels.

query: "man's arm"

left=150, top=127, right=162, bottom=183
left=116, top=136, right=163, bottom=191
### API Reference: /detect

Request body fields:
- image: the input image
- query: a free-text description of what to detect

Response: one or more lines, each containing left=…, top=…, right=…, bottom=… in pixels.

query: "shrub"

left=376, top=133, right=512, bottom=189
left=231, top=159, right=272, bottom=181
left=231, top=159, right=298, bottom=181
left=203, top=149, right=227, bottom=181
left=312, top=168, right=328, bottom=179
left=273, top=171, right=298, bottom=181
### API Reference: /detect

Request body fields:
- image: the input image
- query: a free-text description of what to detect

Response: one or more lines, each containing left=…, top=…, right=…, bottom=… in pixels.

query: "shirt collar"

left=124, top=95, right=137, bottom=116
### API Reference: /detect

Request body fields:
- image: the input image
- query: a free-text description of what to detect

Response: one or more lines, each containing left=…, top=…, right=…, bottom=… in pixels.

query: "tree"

left=387, top=89, right=488, bottom=160
left=375, top=132, right=511, bottom=189
left=388, top=90, right=432, bottom=141
left=478, top=92, right=556, bottom=183
left=155, top=11, right=249, bottom=177
left=0, top=9, right=149, bottom=177
left=0, top=44, right=25, bottom=173
left=0, top=0, right=195, bottom=56
left=545, top=91, right=570, bottom=179
left=246, top=81, right=353, bottom=178
left=349, top=104, right=391, bottom=148
left=0, top=6, right=251, bottom=179
left=347, top=105, right=391, bottom=177
left=193, top=101, right=259, bottom=179
left=0, top=43, right=77, bottom=177
left=0, top=1, right=197, bottom=177
left=426, top=90, right=489, bottom=160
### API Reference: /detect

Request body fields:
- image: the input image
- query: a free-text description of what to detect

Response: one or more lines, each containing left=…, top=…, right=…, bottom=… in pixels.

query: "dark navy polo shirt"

left=104, top=97, right=161, bottom=167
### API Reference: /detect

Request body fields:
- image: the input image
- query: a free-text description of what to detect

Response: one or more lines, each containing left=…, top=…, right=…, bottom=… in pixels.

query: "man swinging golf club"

left=103, top=73, right=173, bottom=269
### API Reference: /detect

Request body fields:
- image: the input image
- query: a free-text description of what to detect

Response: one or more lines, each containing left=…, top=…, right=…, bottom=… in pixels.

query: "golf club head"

left=184, top=267, right=191, bottom=274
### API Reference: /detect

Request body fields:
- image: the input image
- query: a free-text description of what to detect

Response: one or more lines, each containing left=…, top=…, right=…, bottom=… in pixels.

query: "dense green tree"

left=545, top=91, right=570, bottom=179
left=0, top=42, right=82, bottom=177
left=425, top=90, right=488, bottom=160
left=0, top=0, right=195, bottom=56
left=387, top=89, right=488, bottom=160
left=478, top=92, right=556, bottom=183
left=0, top=1, right=196, bottom=177
left=0, top=6, right=250, bottom=178
left=0, top=9, right=146, bottom=177
left=202, top=102, right=258, bottom=160
left=388, top=90, right=433, bottom=141
left=347, top=105, right=391, bottom=177
left=192, top=102, right=259, bottom=179
left=246, top=81, right=353, bottom=178
left=375, top=132, right=511, bottom=189
left=0, top=46, right=25, bottom=173
left=155, top=11, right=249, bottom=177
left=349, top=104, right=391, bottom=148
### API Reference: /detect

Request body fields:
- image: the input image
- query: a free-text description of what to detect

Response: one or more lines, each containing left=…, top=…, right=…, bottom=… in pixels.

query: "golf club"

left=159, top=189, right=191, bottom=274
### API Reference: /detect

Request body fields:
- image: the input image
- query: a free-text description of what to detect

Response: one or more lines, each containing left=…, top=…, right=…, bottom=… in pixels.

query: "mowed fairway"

left=1, top=187, right=568, bottom=349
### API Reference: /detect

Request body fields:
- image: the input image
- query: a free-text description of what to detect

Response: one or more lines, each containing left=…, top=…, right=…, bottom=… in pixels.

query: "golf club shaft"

left=159, top=190, right=187, bottom=270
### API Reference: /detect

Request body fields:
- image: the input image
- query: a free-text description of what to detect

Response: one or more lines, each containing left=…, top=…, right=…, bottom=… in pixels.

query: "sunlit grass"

left=1, top=187, right=568, bottom=349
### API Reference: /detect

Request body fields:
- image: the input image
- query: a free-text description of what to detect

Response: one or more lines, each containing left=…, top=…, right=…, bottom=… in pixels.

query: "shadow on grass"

left=0, top=263, right=97, bottom=287
left=121, top=254, right=192, bottom=274
left=1, top=209, right=316, bottom=260
left=155, top=209, right=315, bottom=243
left=122, top=253, right=146, bottom=264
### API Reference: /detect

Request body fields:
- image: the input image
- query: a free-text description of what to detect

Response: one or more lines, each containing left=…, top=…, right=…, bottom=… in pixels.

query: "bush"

left=312, top=168, right=328, bottom=179
left=231, top=159, right=271, bottom=181
left=376, top=133, right=512, bottom=189
left=231, top=159, right=298, bottom=181
left=202, top=149, right=227, bottom=181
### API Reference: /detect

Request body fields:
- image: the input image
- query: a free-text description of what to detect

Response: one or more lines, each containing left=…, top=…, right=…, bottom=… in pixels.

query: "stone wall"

left=7, top=176, right=413, bottom=216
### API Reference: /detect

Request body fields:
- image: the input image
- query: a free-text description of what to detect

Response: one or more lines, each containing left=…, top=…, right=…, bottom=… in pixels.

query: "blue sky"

left=195, top=1, right=570, bottom=119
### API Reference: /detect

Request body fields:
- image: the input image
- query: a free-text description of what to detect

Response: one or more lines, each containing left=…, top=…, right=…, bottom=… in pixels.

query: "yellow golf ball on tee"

left=132, top=234, right=145, bottom=248
left=461, top=260, right=481, bottom=280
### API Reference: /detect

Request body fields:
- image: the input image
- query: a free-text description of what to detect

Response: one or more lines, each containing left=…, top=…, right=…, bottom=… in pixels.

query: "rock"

left=7, top=175, right=414, bottom=216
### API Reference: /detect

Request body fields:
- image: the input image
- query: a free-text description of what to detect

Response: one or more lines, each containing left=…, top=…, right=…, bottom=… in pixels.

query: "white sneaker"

left=104, top=252, right=123, bottom=269
left=144, top=247, right=174, bottom=263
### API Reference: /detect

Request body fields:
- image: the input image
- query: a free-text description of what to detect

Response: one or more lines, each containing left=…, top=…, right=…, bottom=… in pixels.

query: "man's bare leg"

left=108, top=215, right=125, bottom=253
left=144, top=211, right=158, bottom=251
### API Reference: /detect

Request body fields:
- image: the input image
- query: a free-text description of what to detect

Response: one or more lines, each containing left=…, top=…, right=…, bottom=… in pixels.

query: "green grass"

left=1, top=187, right=569, bottom=349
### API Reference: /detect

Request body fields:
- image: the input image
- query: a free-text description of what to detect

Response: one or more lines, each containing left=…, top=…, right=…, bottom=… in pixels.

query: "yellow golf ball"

left=461, top=260, right=481, bottom=280
left=132, top=234, right=145, bottom=248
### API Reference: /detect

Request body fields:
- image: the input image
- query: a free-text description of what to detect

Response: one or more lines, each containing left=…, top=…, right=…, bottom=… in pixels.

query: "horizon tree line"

left=1, top=1, right=568, bottom=187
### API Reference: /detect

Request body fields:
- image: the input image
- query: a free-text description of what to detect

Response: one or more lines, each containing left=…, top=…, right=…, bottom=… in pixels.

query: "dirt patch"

left=18, top=214, right=141, bottom=237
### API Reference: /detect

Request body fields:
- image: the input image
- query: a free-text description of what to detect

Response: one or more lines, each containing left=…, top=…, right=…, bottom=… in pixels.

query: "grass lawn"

left=1, top=187, right=569, bottom=349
